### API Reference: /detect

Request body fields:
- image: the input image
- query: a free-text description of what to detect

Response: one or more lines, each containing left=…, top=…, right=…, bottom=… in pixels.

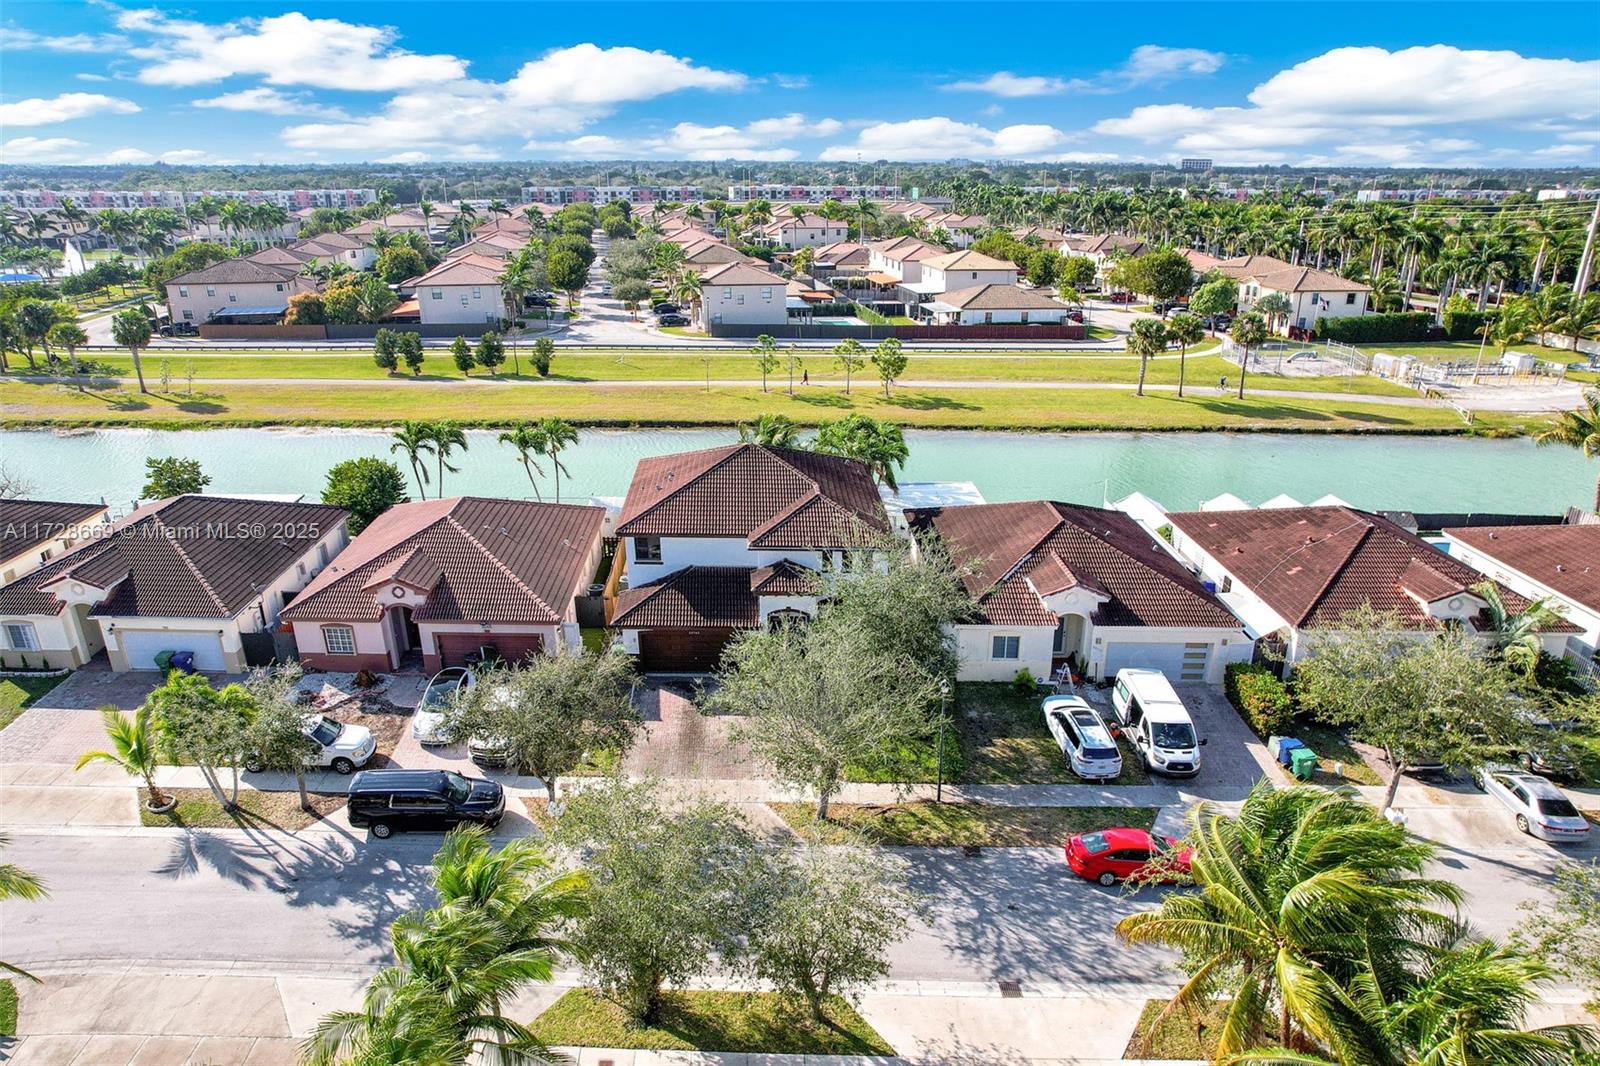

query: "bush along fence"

left=1223, top=661, right=1294, bottom=737
left=1314, top=311, right=1440, bottom=344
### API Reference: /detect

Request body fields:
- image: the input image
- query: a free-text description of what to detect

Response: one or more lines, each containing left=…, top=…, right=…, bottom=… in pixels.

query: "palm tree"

left=498, top=423, right=548, bottom=501
left=429, top=829, right=588, bottom=949
left=110, top=307, right=152, bottom=394
left=1230, top=312, right=1269, bottom=400
left=1166, top=312, right=1204, bottom=398
left=813, top=414, right=909, bottom=492
left=1119, top=783, right=1461, bottom=1059
left=1128, top=318, right=1167, bottom=397
left=1471, top=581, right=1563, bottom=679
left=426, top=421, right=469, bottom=498
left=738, top=413, right=802, bottom=447
left=1535, top=387, right=1600, bottom=511
left=1557, top=291, right=1600, bottom=353
left=389, top=421, right=437, bottom=499
left=76, top=705, right=169, bottom=809
left=670, top=270, right=702, bottom=321
left=0, top=834, right=47, bottom=983
left=47, top=322, right=88, bottom=387
left=418, top=200, right=435, bottom=245
left=534, top=417, right=578, bottom=503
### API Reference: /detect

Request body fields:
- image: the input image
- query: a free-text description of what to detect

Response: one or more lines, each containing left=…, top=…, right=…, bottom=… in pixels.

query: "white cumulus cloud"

left=528, top=113, right=840, bottom=161
left=0, top=136, right=88, bottom=162
left=945, top=46, right=1225, bottom=97
left=820, top=117, right=1075, bottom=161
left=0, top=92, right=140, bottom=126
left=193, top=88, right=348, bottom=119
left=945, top=72, right=1070, bottom=98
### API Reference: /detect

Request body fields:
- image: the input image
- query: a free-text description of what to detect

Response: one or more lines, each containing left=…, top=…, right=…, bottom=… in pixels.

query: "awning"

left=207, top=305, right=287, bottom=318
left=864, top=271, right=900, bottom=285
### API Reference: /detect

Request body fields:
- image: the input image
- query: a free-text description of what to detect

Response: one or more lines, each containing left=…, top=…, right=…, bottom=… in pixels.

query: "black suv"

left=159, top=321, right=199, bottom=337
left=346, top=769, right=505, bottom=838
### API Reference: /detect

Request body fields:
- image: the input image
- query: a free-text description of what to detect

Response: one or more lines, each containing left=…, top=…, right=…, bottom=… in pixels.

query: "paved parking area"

left=32, top=663, right=244, bottom=711
left=1075, top=682, right=1269, bottom=801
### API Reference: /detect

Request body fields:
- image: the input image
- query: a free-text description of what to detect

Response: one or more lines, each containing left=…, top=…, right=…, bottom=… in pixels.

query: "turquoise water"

left=3, top=427, right=1595, bottom=514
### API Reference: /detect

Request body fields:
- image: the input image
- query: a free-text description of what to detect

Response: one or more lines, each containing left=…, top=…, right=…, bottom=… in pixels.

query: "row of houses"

left=3, top=444, right=1593, bottom=685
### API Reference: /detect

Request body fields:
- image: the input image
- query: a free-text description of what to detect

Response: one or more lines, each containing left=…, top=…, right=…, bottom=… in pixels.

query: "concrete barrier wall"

left=199, top=324, right=327, bottom=340
left=707, top=322, right=1088, bottom=342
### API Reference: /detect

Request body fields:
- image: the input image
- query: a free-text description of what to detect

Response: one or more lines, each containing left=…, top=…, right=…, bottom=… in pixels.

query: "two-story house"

left=866, top=236, right=945, bottom=286
left=697, top=261, right=787, bottom=330
left=414, top=254, right=505, bottom=326
left=765, top=214, right=849, bottom=250
left=901, top=249, right=1019, bottom=311
left=610, top=444, right=889, bottom=672
left=165, top=259, right=314, bottom=326
left=1235, top=266, right=1371, bottom=334
left=1443, top=523, right=1600, bottom=668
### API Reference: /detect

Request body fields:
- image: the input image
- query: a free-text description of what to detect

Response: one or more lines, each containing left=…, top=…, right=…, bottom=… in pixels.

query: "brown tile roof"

left=282, top=498, right=603, bottom=625
left=1214, top=254, right=1295, bottom=279
left=246, top=246, right=317, bottom=267
left=1166, top=505, right=1572, bottom=631
left=1, top=500, right=109, bottom=563
left=1247, top=266, right=1370, bottom=293
left=772, top=214, right=843, bottom=230
left=413, top=255, right=502, bottom=286
left=750, top=559, right=816, bottom=595
left=923, top=250, right=1016, bottom=272
left=166, top=259, right=301, bottom=286
left=699, top=261, right=785, bottom=287
left=616, top=444, right=887, bottom=547
left=1070, top=234, right=1146, bottom=257
left=1444, top=524, right=1600, bottom=611
left=612, top=565, right=759, bottom=628
left=815, top=241, right=869, bottom=266
left=868, top=236, right=944, bottom=261
left=0, top=496, right=346, bottom=620
left=931, top=284, right=1068, bottom=311
left=910, top=501, right=1242, bottom=629
left=684, top=243, right=755, bottom=267
left=1180, top=249, right=1224, bottom=272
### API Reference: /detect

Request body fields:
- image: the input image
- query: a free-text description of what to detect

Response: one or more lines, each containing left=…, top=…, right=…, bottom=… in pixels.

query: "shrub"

left=1012, top=667, right=1038, bottom=694
left=853, top=302, right=889, bottom=325
left=1442, top=309, right=1489, bottom=342
left=1314, top=311, right=1435, bottom=344
left=1224, top=662, right=1294, bottom=737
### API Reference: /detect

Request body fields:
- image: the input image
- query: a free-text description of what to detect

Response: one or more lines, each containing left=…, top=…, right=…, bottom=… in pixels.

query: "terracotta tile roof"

left=923, top=250, right=1016, bottom=272
left=1166, top=505, right=1573, bottom=631
left=868, top=236, right=944, bottom=261
left=282, top=498, right=603, bottom=625
left=1444, top=524, right=1600, bottom=611
left=166, top=259, right=301, bottom=286
left=910, top=501, right=1242, bottom=629
left=413, top=255, right=502, bottom=286
left=750, top=559, right=816, bottom=595
left=1247, top=266, right=1370, bottom=293
left=612, top=565, right=759, bottom=628
left=699, top=262, right=785, bottom=287
left=1215, top=254, right=1295, bottom=279
left=683, top=242, right=753, bottom=267
left=930, top=284, right=1069, bottom=311
left=815, top=241, right=869, bottom=266
left=617, top=444, right=887, bottom=547
left=1180, top=249, right=1224, bottom=271
left=0, top=500, right=108, bottom=562
left=0, top=496, right=346, bottom=620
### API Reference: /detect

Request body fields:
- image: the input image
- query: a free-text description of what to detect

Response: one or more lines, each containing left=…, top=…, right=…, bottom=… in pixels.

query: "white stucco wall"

left=419, top=282, right=504, bottom=325
left=166, top=278, right=305, bottom=323
left=623, top=535, right=824, bottom=580
left=778, top=224, right=848, bottom=249
left=292, top=618, right=391, bottom=659
left=939, top=305, right=1072, bottom=326
left=0, top=611, right=80, bottom=670
left=1445, top=537, right=1600, bottom=663
left=700, top=282, right=786, bottom=327
left=922, top=266, right=1018, bottom=293
left=953, top=624, right=1056, bottom=682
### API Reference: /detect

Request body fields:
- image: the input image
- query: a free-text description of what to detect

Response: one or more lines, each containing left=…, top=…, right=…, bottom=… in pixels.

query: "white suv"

left=246, top=714, right=375, bottom=775
left=1041, top=696, right=1123, bottom=781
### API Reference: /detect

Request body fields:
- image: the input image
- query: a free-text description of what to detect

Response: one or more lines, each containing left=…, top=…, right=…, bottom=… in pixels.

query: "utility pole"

left=1575, top=196, right=1600, bottom=296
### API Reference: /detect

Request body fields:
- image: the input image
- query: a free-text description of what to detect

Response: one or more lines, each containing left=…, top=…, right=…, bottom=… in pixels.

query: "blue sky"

left=1, top=1, right=1597, bottom=168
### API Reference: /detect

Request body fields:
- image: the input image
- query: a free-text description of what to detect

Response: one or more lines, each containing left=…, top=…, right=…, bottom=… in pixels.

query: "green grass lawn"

left=770, top=800, right=1157, bottom=846
left=531, top=989, right=893, bottom=1056
left=0, top=979, right=15, bottom=1037
left=1282, top=721, right=1384, bottom=786
left=0, top=672, right=70, bottom=732
left=955, top=682, right=1151, bottom=785
left=140, top=787, right=345, bottom=829
left=1124, top=999, right=1224, bottom=1059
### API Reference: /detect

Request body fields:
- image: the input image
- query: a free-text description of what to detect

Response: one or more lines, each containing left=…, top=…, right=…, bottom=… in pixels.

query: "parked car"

left=244, top=714, right=374, bottom=775
left=1106, top=292, right=1136, bottom=304
left=1064, top=309, right=1085, bottom=323
left=1473, top=766, right=1589, bottom=843
left=159, top=321, right=199, bottom=337
left=468, top=734, right=512, bottom=767
left=1110, top=669, right=1204, bottom=777
left=411, top=666, right=476, bottom=745
left=656, top=313, right=689, bottom=327
left=652, top=302, right=680, bottom=315
left=1065, top=827, right=1191, bottom=886
left=1506, top=709, right=1589, bottom=782
left=1205, top=314, right=1232, bottom=331
left=1041, top=696, right=1123, bottom=781
left=346, top=769, right=505, bottom=839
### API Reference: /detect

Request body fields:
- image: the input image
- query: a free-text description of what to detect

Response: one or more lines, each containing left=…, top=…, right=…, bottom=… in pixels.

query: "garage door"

left=1103, top=642, right=1210, bottom=683
left=435, top=632, right=544, bottom=668
left=119, top=629, right=227, bottom=672
left=638, top=628, right=736, bottom=673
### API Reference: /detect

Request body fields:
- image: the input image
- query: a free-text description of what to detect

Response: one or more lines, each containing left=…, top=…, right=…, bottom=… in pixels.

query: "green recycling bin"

left=1290, top=746, right=1318, bottom=782
left=153, top=650, right=176, bottom=674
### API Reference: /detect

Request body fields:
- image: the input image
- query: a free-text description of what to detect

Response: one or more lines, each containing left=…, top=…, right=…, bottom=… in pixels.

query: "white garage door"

left=1103, top=642, right=1210, bottom=683
left=119, top=629, right=227, bottom=672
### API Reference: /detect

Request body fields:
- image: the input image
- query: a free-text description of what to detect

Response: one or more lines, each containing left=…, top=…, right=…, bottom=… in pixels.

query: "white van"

left=1110, top=669, right=1205, bottom=777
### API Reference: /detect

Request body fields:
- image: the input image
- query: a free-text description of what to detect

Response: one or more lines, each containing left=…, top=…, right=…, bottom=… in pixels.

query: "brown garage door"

left=637, top=628, right=736, bottom=673
left=435, top=632, right=544, bottom=668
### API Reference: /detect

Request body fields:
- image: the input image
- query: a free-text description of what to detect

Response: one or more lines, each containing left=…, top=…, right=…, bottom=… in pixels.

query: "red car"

left=1065, top=828, right=1192, bottom=887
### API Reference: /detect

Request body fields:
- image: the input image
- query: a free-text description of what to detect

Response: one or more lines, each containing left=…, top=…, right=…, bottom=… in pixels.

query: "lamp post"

left=935, top=678, right=951, bottom=804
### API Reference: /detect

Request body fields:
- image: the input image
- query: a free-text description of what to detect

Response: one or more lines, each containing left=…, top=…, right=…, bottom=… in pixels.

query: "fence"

left=707, top=321, right=1087, bottom=342
left=195, top=322, right=506, bottom=341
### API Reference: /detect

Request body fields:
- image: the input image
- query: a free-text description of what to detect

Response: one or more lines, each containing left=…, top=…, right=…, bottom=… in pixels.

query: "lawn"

left=768, top=800, right=1157, bottom=847
left=1123, top=998, right=1224, bottom=1059
left=531, top=988, right=893, bottom=1056
left=1280, top=721, right=1384, bottom=786
left=0, top=672, right=69, bottom=732
left=0, top=979, right=14, bottom=1037
left=140, top=787, right=346, bottom=829
left=0, top=377, right=1496, bottom=435
left=844, top=719, right=963, bottom=784
left=955, top=682, right=1150, bottom=785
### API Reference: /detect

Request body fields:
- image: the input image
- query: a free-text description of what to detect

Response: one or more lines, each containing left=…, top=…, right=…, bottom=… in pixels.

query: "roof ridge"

left=153, top=511, right=231, bottom=616
left=445, top=512, right=556, bottom=619
left=617, top=444, right=747, bottom=532
left=1286, top=510, right=1375, bottom=627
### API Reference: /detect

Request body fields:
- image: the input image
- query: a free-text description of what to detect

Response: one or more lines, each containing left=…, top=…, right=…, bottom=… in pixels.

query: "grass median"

left=769, top=801, right=1158, bottom=847
left=140, top=787, right=346, bottom=829
left=531, top=988, right=894, bottom=1056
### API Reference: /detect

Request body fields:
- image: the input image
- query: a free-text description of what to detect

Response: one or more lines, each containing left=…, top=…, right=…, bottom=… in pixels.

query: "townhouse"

left=697, top=261, right=788, bottom=329
left=411, top=254, right=506, bottom=326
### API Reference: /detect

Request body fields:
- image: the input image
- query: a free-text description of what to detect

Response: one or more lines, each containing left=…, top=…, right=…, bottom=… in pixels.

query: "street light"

left=935, top=677, right=952, bottom=803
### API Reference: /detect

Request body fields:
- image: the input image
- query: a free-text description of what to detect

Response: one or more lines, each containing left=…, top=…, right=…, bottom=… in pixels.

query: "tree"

left=442, top=653, right=639, bottom=803
left=14, top=298, right=55, bottom=370
left=556, top=779, right=768, bottom=1022
left=1128, top=317, right=1168, bottom=397
left=813, top=414, right=909, bottom=492
left=870, top=337, right=909, bottom=399
left=531, top=337, right=555, bottom=378
left=1058, top=255, right=1097, bottom=289
left=372, top=328, right=400, bottom=374
left=1536, top=387, right=1600, bottom=511
left=1559, top=292, right=1600, bottom=352
left=1516, top=859, right=1600, bottom=991
left=146, top=672, right=254, bottom=811
left=1165, top=312, right=1203, bottom=398
left=1292, top=605, right=1533, bottom=812
left=534, top=417, right=577, bottom=503
left=752, top=334, right=779, bottom=393
left=706, top=614, right=941, bottom=819
left=498, top=422, right=549, bottom=500
left=142, top=455, right=210, bottom=499
left=110, top=306, right=152, bottom=393
left=752, top=844, right=918, bottom=1022
left=831, top=337, right=867, bottom=394
left=354, top=275, right=400, bottom=324
left=425, top=420, right=468, bottom=497
left=614, top=278, right=652, bottom=319
left=1473, top=580, right=1565, bottom=680
left=390, top=420, right=436, bottom=499
left=0, top=834, right=46, bottom=983
left=398, top=332, right=425, bottom=376
left=241, top=664, right=319, bottom=812
left=375, top=245, right=425, bottom=285
left=785, top=342, right=804, bottom=397
left=46, top=321, right=87, bottom=388
left=1254, top=290, right=1293, bottom=334
left=474, top=331, right=505, bottom=376
left=738, top=413, right=801, bottom=447
left=284, top=291, right=326, bottom=326
left=1118, top=782, right=1462, bottom=1058
left=75, top=704, right=169, bottom=811
left=1229, top=311, right=1269, bottom=399
left=1122, top=248, right=1194, bottom=304
left=1189, top=276, right=1237, bottom=335
left=322, top=457, right=408, bottom=535
left=449, top=335, right=474, bottom=376
left=546, top=249, right=588, bottom=309
left=819, top=532, right=972, bottom=681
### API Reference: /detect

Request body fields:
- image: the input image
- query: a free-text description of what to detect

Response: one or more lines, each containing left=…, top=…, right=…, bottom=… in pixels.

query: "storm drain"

left=998, top=980, right=1023, bottom=998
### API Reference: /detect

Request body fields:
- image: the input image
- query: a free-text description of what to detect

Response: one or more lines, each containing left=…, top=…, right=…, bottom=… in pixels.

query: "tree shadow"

left=791, top=392, right=853, bottom=409
left=1193, top=397, right=1335, bottom=423
left=103, top=394, right=151, bottom=411
left=890, top=392, right=981, bottom=412
left=175, top=400, right=229, bottom=414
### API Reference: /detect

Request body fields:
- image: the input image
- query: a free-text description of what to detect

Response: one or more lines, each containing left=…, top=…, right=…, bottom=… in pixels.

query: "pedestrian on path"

left=802, top=369, right=809, bottom=385
left=1219, top=375, right=1227, bottom=391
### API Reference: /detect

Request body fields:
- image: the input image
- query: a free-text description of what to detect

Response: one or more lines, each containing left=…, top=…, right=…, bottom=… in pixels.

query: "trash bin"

left=153, top=650, right=176, bottom=674
left=1276, top=737, right=1305, bottom=767
left=1290, top=747, right=1318, bottom=782
left=170, top=650, right=196, bottom=674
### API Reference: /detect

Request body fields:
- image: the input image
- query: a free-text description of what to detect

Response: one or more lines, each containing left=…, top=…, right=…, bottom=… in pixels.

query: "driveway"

left=1075, top=682, right=1268, bottom=802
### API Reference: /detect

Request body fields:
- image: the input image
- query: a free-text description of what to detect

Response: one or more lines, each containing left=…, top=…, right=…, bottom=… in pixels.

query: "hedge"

left=1314, top=311, right=1436, bottom=344
left=1224, top=662, right=1294, bottom=737
left=1442, top=309, right=1489, bottom=341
